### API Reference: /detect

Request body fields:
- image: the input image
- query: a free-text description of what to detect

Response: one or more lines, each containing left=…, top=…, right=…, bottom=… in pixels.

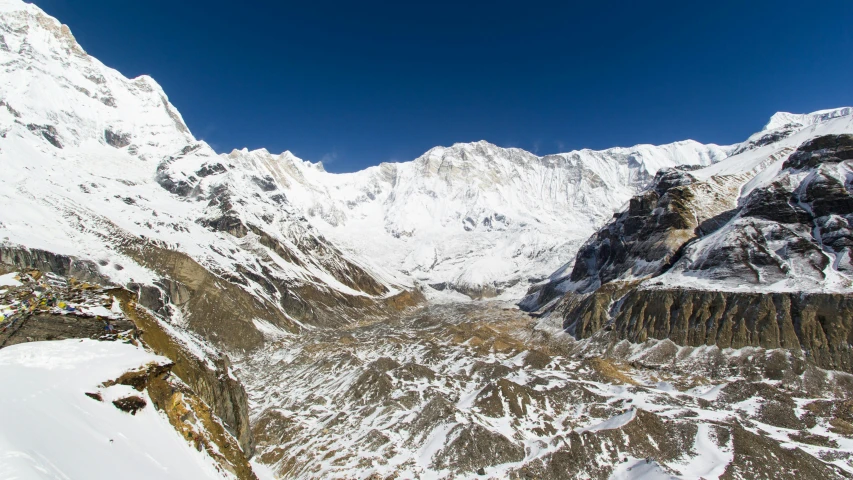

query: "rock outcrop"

left=111, top=289, right=256, bottom=456
left=559, top=286, right=853, bottom=372
left=0, top=260, right=258, bottom=472
left=0, top=254, right=257, bottom=459
left=0, top=245, right=111, bottom=285
left=104, top=359, right=258, bottom=479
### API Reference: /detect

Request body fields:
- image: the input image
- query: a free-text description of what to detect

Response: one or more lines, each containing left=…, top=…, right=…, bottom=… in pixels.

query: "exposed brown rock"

left=523, top=349, right=551, bottom=369
left=757, top=400, right=804, bottom=430
left=84, top=392, right=102, bottom=402
left=346, top=368, right=394, bottom=405
left=473, top=378, right=544, bottom=418
left=112, top=395, right=146, bottom=415
left=431, top=424, right=524, bottom=474
left=509, top=409, right=695, bottom=479
left=139, top=361, right=259, bottom=480
left=561, top=287, right=853, bottom=372
left=583, top=357, right=638, bottom=385
left=0, top=312, right=135, bottom=349
left=526, top=135, right=853, bottom=376
left=112, top=290, right=255, bottom=456
left=395, top=362, right=436, bottom=381
left=720, top=424, right=846, bottom=479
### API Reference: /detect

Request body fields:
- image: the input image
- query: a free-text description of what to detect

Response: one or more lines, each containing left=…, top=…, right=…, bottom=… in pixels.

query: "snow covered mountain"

left=527, top=107, right=853, bottom=299
left=763, top=107, right=853, bottom=132
left=218, top=138, right=729, bottom=300
left=524, top=107, right=853, bottom=371
left=2, top=0, right=850, bottom=345
left=0, top=0, right=421, bottom=353
left=0, top=0, right=738, bottom=312
left=0, top=0, right=733, bottom=347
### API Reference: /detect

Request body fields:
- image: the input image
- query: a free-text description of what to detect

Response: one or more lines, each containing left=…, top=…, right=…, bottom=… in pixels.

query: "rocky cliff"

left=555, top=285, right=853, bottom=372
left=112, top=288, right=257, bottom=456
left=526, top=123, right=853, bottom=373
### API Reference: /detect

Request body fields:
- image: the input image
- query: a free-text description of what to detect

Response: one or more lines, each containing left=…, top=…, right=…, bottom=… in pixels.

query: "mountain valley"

left=0, top=0, right=852, bottom=479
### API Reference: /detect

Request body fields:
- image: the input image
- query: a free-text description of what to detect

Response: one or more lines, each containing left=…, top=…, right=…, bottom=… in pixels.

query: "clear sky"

left=35, top=0, right=853, bottom=172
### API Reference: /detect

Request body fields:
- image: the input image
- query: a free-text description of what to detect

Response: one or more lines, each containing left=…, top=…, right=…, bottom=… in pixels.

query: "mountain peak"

left=764, top=107, right=852, bottom=131
left=422, top=140, right=500, bottom=156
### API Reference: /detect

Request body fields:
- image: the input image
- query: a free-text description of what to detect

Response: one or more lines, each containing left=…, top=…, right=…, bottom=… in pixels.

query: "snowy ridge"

left=0, top=0, right=411, bottom=344
left=764, top=107, right=853, bottom=131
left=218, top=139, right=729, bottom=299
left=528, top=109, right=853, bottom=306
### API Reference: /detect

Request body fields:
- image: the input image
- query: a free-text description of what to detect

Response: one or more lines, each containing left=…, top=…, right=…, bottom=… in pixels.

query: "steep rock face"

left=560, top=287, right=853, bottom=372
left=0, top=259, right=258, bottom=472
left=0, top=245, right=111, bottom=285
left=0, top=241, right=417, bottom=454
left=112, top=289, right=256, bottom=455
left=0, top=248, right=258, bottom=458
left=528, top=116, right=853, bottom=372
left=521, top=153, right=775, bottom=309
left=107, top=360, right=258, bottom=480
left=560, top=166, right=743, bottom=294
left=663, top=134, right=853, bottom=291
left=0, top=339, right=261, bottom=480
left=528, top=111, right=853, bottom=308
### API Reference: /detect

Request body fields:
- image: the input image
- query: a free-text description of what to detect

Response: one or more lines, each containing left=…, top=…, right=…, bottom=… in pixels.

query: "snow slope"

left=0, top=339, right=233, bottom=480
left=0, top=0, right=412, bottom=345
left=764, top=107, right=853, bottom=131
left=222, top=139, right=729, bottom=299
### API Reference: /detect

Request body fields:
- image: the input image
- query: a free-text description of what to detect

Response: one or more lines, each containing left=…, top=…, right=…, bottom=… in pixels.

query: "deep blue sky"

left=36, top=0, right=853, bottom=172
